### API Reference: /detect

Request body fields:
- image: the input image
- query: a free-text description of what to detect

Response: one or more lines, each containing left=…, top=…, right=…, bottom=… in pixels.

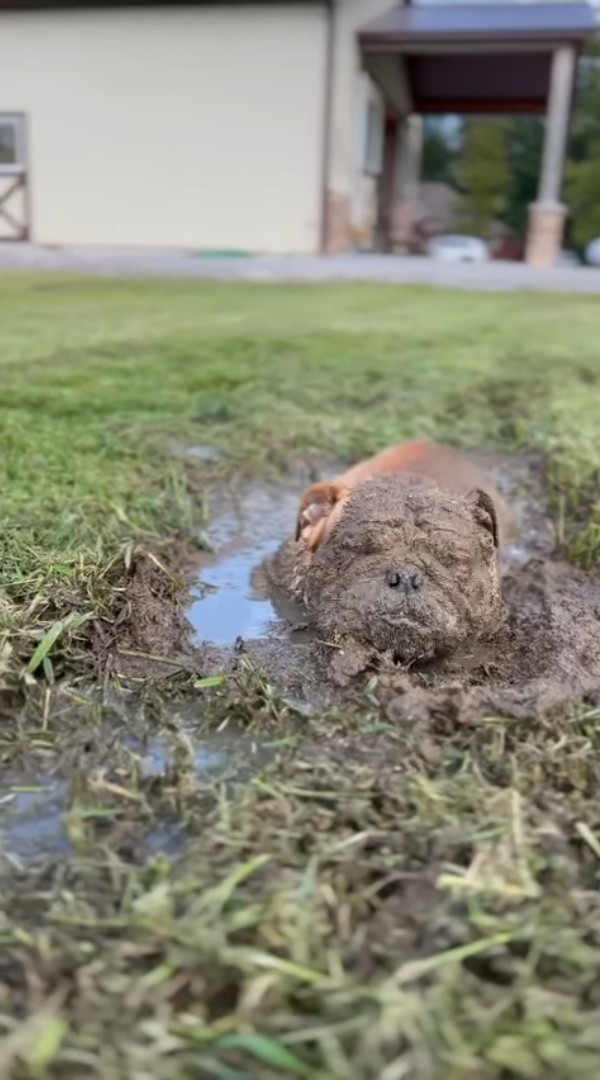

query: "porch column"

left=525, top=44, right=576, bottom=268
left=376, top=115, right=400, bottom=252
left=392, top=115, right=423, bottom=252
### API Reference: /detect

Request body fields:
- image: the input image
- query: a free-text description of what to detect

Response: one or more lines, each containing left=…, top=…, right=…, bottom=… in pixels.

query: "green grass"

left=2, top=276, right=600, bottom=563
left=2, top=275, right=600, bottom=1079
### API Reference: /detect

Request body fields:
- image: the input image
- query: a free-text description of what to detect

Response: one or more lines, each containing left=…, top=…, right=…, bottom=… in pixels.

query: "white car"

left=585, top=238, right=600, bottom=267
left=427, top=234, right=490, bottom=264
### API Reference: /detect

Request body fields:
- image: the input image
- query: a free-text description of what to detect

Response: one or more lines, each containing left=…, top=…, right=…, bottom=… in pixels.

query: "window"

left=364, top=98, right=383, bottom=176
left=0, top=115, right=26, bottom=174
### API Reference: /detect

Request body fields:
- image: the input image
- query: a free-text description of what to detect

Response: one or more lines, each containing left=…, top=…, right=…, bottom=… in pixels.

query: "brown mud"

left=8, top=450, right=597, bottom=864
left=0, top=698, right=278, bottom=867
left=120, top=448, right=600, bottom=722
left=4, top=449, right=600, bottom=1078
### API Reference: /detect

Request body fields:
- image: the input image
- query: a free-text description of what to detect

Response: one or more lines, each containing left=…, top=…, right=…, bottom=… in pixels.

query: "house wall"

left=0, top=5, right=326, bottom=251
left=326, top=0, right=411, bottom=251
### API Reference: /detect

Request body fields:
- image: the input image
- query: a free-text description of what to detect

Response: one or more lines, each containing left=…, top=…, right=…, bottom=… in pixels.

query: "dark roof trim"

left=359, top=3, right=596, bottom=48
left=0, top=1, right=324, bottom=8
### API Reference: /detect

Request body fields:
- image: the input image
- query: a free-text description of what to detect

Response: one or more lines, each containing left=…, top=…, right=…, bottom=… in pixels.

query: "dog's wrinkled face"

left=294, top=475, right=504, bottom=662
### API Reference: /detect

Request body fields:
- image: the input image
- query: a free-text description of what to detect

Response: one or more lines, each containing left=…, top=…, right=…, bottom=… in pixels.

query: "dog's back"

left=298, top=440, right=513, bottom=550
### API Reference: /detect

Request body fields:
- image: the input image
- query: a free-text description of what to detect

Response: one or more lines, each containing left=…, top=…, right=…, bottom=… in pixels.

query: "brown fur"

left=297, top=440, right=512, bottom=550
left=281, top=441, right=509, bottom=664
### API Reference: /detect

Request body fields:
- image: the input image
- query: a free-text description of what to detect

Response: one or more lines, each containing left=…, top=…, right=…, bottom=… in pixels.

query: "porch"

left=358, top=2, right=595, bottom=266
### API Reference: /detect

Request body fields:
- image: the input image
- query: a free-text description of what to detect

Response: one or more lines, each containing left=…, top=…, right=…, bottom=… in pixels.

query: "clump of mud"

left=93, top=549, right=197, bottom=680
left=378, top=556, right=600, bottom=723
left=117, top=452, right=600, bottom=721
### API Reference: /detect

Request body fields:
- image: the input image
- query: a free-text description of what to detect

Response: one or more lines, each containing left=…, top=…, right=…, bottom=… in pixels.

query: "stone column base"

left=390, top=199, right=416, bottom=252
left=323, top=191, right=352, bottom=254
left=525, top=201, right=566, bottom=268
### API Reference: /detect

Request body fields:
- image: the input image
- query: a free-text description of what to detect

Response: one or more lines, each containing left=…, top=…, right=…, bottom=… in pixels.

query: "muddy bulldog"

left=271, top=440, right=511, bottom=666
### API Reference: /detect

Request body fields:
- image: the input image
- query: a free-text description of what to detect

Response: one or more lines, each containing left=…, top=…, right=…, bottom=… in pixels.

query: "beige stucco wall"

left=327, top=0, right=410, bottom=250
left=0, top=5, right=326, bottom=251
left=352, top=71, right=384, bottom=249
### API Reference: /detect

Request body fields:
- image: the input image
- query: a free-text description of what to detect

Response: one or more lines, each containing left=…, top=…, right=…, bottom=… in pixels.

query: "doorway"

left=0, top=113, right=30, bottom=241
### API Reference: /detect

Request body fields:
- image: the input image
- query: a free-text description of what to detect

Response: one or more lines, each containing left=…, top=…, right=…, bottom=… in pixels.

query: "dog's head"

left=293, top=475, right=504, bottom=663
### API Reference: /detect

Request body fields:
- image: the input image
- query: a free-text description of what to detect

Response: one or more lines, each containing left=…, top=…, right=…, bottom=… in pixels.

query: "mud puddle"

left=189, top=541, right=281, bottom=646
left=0, top=778, right=68, bottom=863
left=188, top=481, right=310, bottom=647
left=473, top=449, right=556, bottom=568
left=2, top=471, right=311, bottom=866
left=0, top=723, right=275, bottom=864
left=186, top=451, right=553, bottom=654
left=184, top=450, right=600, bottom=721
left=10, top=451, right=597, bottom=862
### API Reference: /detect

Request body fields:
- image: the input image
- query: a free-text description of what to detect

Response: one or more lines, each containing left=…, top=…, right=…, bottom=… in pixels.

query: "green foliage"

left=504, top=118, right=544, bottom=237
left=415, top=39, right=600, bottom=250
left=565, top=144, right=600, bottom=250
left=458, top=120, right=511, bottom=236
left=421, top=118, right=543, bottom=242
left=422, top=121, right=458, bottom=185
left=565, top=46, right=600, bottom=250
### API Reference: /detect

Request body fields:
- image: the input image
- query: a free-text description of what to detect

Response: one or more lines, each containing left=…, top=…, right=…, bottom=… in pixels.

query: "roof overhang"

left=0, top=1, right=324, bottom=7
left=359, top=3, right=596, bottom=115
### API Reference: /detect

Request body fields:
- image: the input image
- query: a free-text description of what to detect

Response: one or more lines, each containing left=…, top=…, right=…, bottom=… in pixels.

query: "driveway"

left=1, top=244, right=600, bottom=293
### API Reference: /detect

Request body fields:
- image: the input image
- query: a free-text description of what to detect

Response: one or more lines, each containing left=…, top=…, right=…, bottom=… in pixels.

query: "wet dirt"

left=12, top=450, right=600, bottom=864
left=0, top=777, right=69, bottom=863
left=0, top=717, right=276, bottom=865
left=180, top=449, right=600, bottom=720
left=92, top=445, right=600, bottom=730
left=184, top=452, right=555, bottom=650
left=182, top=477, right=325, bottom=701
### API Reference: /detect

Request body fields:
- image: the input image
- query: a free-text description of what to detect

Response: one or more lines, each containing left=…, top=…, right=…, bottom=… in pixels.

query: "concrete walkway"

left=1, top=244, right=600, bottom=293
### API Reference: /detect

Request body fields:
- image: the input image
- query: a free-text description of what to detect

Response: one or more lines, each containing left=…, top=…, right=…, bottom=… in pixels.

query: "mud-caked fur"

left=286, top=474, right=505, bottom=663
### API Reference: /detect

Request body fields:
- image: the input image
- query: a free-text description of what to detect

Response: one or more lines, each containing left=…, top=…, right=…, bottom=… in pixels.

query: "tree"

left=457, top=120, right=511, bottom=236
left=422, top=122, right=457, bottom=185
left=564, top=44, right=600, bottom=251
left=457, top=119, right=544, bottom=242
left=565, top=147, right=600, bottom=250
left=504, top=118, right=544, bottom=237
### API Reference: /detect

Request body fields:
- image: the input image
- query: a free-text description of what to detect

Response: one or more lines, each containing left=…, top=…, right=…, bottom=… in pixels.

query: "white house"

left=0, top=1, right=594, bottom=264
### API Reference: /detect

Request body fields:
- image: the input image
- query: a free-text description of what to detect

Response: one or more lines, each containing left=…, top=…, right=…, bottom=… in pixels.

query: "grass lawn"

left=2, top=275, right=600, bottom=1078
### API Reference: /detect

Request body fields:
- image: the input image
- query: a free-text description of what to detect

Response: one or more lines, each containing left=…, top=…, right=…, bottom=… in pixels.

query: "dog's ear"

left=295, top=481, right=350, bottom=550
left=466, top=488, right=499, bottom=549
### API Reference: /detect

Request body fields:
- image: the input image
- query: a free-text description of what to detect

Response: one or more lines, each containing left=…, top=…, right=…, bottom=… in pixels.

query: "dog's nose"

left=385, top=570, right=422, bottom=593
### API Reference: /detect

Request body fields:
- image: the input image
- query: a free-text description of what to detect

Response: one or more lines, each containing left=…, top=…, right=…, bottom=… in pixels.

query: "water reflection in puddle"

left=0, top=731, right=275, bottom=864
left=0, top=780, right=68, bottom=862
left=187, top=484, right=302, bottom=647
left=188, top=540, right=281, bottom=646
left=2, top=483, right=307, bottom=865
left=126, top=730, right=272, bottom=780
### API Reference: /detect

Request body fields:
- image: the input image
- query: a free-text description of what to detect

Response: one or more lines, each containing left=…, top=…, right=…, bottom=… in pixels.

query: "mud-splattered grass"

left=4, top=685, right=600, bottom=1078
left=2, top=275, right=600, bottom=1077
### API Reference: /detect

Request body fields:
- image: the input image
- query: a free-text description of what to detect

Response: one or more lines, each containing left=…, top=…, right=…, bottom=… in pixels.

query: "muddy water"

left=188, top=482, right=307, bottom=646
left=474, top=450, right=555, bottom=568
left=184, top=451, right=600, bottom=722
left=0, top=451, right=573, bottom=864
left=186, top=450, right=555, bottom=651
left=1, top=478, right=308, bottom=865
left=0, top=778, right=69, bottom=862
left=0, top=727, right=275, bottom=864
